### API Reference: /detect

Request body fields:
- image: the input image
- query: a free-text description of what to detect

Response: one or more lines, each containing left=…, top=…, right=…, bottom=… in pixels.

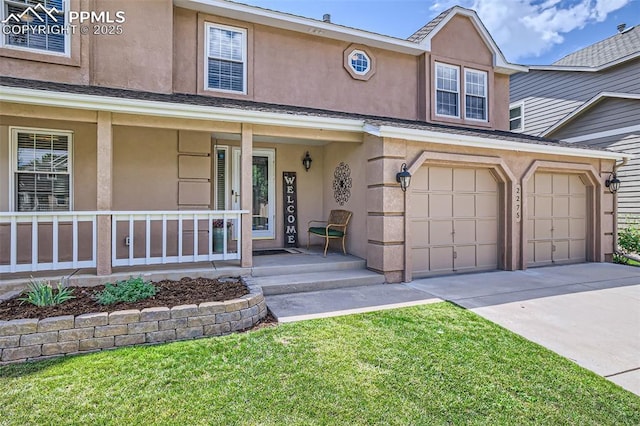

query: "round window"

left=349, top=50, right=370, bottom=75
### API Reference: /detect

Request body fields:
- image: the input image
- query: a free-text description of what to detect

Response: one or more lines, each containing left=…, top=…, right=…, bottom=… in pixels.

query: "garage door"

left=410, top=166, right=499, bottom=277
left=527, top=173, right=586, bottom=267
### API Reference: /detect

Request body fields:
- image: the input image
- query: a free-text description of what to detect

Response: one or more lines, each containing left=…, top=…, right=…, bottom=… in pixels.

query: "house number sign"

left=514, top=184, right=522, bottom=222
left=283, top=172, right=298, bottom=247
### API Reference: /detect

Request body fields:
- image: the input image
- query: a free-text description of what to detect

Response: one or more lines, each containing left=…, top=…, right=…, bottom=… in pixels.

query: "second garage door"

left=410, top=166, right=499, bottom=277
left=526, top=173, right=587, bottom=267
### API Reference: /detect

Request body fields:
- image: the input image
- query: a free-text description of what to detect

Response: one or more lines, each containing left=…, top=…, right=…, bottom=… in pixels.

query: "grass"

left=0, top=303, right=638, bottom=425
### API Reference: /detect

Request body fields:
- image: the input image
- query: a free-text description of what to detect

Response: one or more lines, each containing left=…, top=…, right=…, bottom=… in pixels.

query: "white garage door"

left=410, top=166, right=499, bottom=277
left=527, top=173, right=587, bottom=267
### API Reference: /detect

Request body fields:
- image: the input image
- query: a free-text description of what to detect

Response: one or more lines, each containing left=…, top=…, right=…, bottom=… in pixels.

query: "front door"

left=232, top=148, right=275, bottom=239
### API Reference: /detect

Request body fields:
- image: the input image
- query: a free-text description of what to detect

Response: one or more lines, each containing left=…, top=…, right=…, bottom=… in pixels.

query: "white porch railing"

left=111, top=210, right=247, bottom=267
left=0, top=212, right=98, bottom=273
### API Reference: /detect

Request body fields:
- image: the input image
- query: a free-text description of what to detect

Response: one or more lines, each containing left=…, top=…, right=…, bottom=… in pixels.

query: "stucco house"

left=510, top=24, right=639, bottom=227
left=0, top=0, right=628, bottom=284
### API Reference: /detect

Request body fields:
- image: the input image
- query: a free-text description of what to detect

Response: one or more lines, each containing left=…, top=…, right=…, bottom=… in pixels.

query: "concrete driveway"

left=408, top=263, right=640, bottom=396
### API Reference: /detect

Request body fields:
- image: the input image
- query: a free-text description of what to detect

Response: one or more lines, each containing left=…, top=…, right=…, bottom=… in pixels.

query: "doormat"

left=252, top=249, right=301, bottom=256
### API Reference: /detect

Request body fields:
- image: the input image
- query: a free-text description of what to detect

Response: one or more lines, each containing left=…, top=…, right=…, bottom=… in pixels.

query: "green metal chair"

left=307, top=209, right=352, bottom=257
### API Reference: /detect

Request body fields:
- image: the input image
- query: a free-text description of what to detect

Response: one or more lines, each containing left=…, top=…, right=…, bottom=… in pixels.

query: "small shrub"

left=618, top=221, right=640, bottom=255
left=19, top=279, right=75, bottom=307
left=94, top=277, right=156, bottom=305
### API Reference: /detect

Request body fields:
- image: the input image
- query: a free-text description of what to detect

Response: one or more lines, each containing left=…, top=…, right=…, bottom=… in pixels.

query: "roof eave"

left=174, top=0, right=426, bottom=55
left=530, top=51, right=640, bottom=72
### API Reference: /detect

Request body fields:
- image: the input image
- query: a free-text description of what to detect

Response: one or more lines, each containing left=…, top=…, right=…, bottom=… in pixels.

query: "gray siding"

left=552, top=98, right=640, bottom=139
left=510, top=58, right=640, bottom=136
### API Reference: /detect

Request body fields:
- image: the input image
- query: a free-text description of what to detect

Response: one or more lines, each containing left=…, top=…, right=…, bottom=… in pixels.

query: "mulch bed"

left=0, top=277, right=253, bottom=321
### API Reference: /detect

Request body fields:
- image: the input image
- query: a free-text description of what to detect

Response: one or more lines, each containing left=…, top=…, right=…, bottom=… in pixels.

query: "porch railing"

left=0, top=212, right=98, bottom=273
left=0, top=210, right=248, bottom=274
left=111, top=210, right=246, bottom=267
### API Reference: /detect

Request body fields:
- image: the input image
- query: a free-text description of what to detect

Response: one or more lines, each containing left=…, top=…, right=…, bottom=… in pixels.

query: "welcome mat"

left=252, top=248, right=302, bottom=256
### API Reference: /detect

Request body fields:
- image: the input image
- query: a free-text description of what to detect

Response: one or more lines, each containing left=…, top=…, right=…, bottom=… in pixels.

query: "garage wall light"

left=605, top=172, right=621, bottom=194
left=396, top=163, right=411, bottom=192
left=302, top=151, right=312, bottom=172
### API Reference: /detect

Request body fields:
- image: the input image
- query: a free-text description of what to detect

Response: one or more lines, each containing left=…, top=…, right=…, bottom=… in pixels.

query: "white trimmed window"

left=509, top=103, right=523, bottom=131
left=464, top=69, right=487, bottom=121
left=12, top=128, right=72, bottom=212
left=435, top=62, right=460, bottom=117
left=348, top=49, right=370, bottom=75
left=205, top=23, right=247, bottom=94
left=1, top=0, right=68, bottom=55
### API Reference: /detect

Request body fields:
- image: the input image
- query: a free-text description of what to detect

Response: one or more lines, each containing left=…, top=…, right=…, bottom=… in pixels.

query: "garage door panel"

left=429, top=167, right=453, bottom=191
left=553, top=218, right=570, bottom=239
left=552, top=196, right=569, bottom=217
left=430, top=194, right=453, bottom=217
left=553, top=241, right=570, bottom=262
left=412, top=167, right=429, bottom=191
left=534, top=219, right=552, bottom=239
left=570, top=240, right=586, bottom=261
left=430, top=221, right=453, bottom=245
left=477, top=244, right=497, bottom=267
left=534, top=241, right=553, bottom=263
left=477, top=220, right=497, bottom=244
left=570, top=175, right=586, bottom=194
left=453, top=168, right=475, bottom=191
left=412, top=248, right=430, bottom=273
left=430, top=247, right=453, bottom=272
left=476, top=169, right=497, bottom=192
left=570, top=218, right=585, bottom=238
left=535, top=173, right=553, bottom=194
left=570, top=197, right=586, bottom=217
left=527, top=242, right=535, bottom=263
left=476, top=194, right=497, bottom=217
left=411, top=220, right=429, bottom=242
left=552, top=174, right=569, bottom=194
left=455, top=245, right=477, bottom=270
left=534, top=196, right=552, bottom=217
left=412, top=193, right=429, bottom=214
left=454, top=220, right=476, bottom=244
left=453, top=195, right=475, bottom=217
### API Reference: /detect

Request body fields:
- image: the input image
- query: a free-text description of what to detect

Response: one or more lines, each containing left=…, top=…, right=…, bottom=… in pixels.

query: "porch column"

left=96, top=111, right=113, bottom=275
left=240, top=123, right=253, bottom=268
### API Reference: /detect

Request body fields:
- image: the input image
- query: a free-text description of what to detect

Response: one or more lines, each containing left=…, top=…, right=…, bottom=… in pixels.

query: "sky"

left=237, top=0, right=640, bottom=65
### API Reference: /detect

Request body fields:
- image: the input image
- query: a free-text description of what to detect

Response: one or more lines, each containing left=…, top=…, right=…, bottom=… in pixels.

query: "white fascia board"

left=529, top=52, right=640, bottom=72
left=418, top=6, right=527, bottom=74
left=368, top=124, right=629, bottom=161
left=174, top=0, right=425, bottom=55
left=0, top=86, right=365, bottom=132
left=543, top=92, right=640, bottom=137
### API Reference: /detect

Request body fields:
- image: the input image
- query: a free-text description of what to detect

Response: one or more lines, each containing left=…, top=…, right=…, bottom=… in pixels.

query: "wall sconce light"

left=396, top=163, right=411, bottom=192
left=605, top=172, right=621, bottom=194
left=302, top=151, right=312, bottom=172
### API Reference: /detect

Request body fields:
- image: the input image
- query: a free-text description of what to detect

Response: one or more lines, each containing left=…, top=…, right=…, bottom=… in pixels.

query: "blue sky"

left=238, top=0, right=640, bottom=65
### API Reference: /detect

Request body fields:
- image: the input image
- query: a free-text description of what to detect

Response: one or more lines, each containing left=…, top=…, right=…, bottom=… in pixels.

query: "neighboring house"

left=0, top=1, right=628, bottom=283
left=510, top=24, right=639, bottom=228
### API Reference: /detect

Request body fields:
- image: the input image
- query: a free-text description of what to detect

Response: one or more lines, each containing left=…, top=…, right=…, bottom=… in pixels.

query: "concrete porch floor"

left=0, top=246, right=367, bottom=300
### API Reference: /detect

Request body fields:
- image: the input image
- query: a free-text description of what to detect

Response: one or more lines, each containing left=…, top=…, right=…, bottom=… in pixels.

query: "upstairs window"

left=465, top=69, right=487, bottom=121
left=205, top=23, right=246, bottom=94
left=12, top=128, right=72, bottom=212
left=509, top=104, right=523, bottom=131
left=435, top=63, right=460, bottom=117
left=348, top=49, right=370, bottom=75
left=1, top=0, right=68, bottom=55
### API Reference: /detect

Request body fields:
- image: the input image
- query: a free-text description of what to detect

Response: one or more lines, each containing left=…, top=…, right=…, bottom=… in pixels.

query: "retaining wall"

left=0, top=285, right=267, bottom=364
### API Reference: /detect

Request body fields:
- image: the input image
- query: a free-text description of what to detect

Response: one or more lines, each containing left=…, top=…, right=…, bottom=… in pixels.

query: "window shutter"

left=215, top=148, right=226, bottom=210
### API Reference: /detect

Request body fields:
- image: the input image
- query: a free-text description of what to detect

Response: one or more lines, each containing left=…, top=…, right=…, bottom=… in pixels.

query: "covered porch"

left=0, top=88, right=366, bottom=282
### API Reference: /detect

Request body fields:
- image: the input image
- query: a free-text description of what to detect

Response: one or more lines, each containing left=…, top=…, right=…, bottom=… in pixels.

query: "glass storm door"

left=232, top=148, right=275, bottom=239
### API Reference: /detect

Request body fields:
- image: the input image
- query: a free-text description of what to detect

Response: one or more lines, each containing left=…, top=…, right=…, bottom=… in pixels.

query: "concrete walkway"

left=266, top=263, right=640, bottom=396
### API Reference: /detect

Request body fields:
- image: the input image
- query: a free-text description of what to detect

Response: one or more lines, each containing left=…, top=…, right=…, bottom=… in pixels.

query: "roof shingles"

left=552, top=25, right=640, bottom=67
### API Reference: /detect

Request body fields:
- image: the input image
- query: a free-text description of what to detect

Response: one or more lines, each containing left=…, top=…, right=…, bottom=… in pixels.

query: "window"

left=465, top=69, right=487, bottom=121
left=435, top=63, right=460, bottom=117
left=348, top=49, right=370, bottom=75
left=1, top=0, right=68, bottom=55
left=205, top=23, right=246, bottom=94
left=509, top=104, right=523, bottom=131
left=12, top=128, right=71, bottom=212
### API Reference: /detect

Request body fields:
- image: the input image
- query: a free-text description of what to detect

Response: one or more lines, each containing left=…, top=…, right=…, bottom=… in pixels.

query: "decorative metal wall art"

left=333, top=162, right=352, bottom=206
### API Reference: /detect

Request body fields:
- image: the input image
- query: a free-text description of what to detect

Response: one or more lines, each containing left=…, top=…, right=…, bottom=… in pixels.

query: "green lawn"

left=1, top=303, right=638, bottom=425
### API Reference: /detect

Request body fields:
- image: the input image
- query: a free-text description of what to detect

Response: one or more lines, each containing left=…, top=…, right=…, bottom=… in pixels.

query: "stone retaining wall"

left=0, top=285, right=267, bottom=364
